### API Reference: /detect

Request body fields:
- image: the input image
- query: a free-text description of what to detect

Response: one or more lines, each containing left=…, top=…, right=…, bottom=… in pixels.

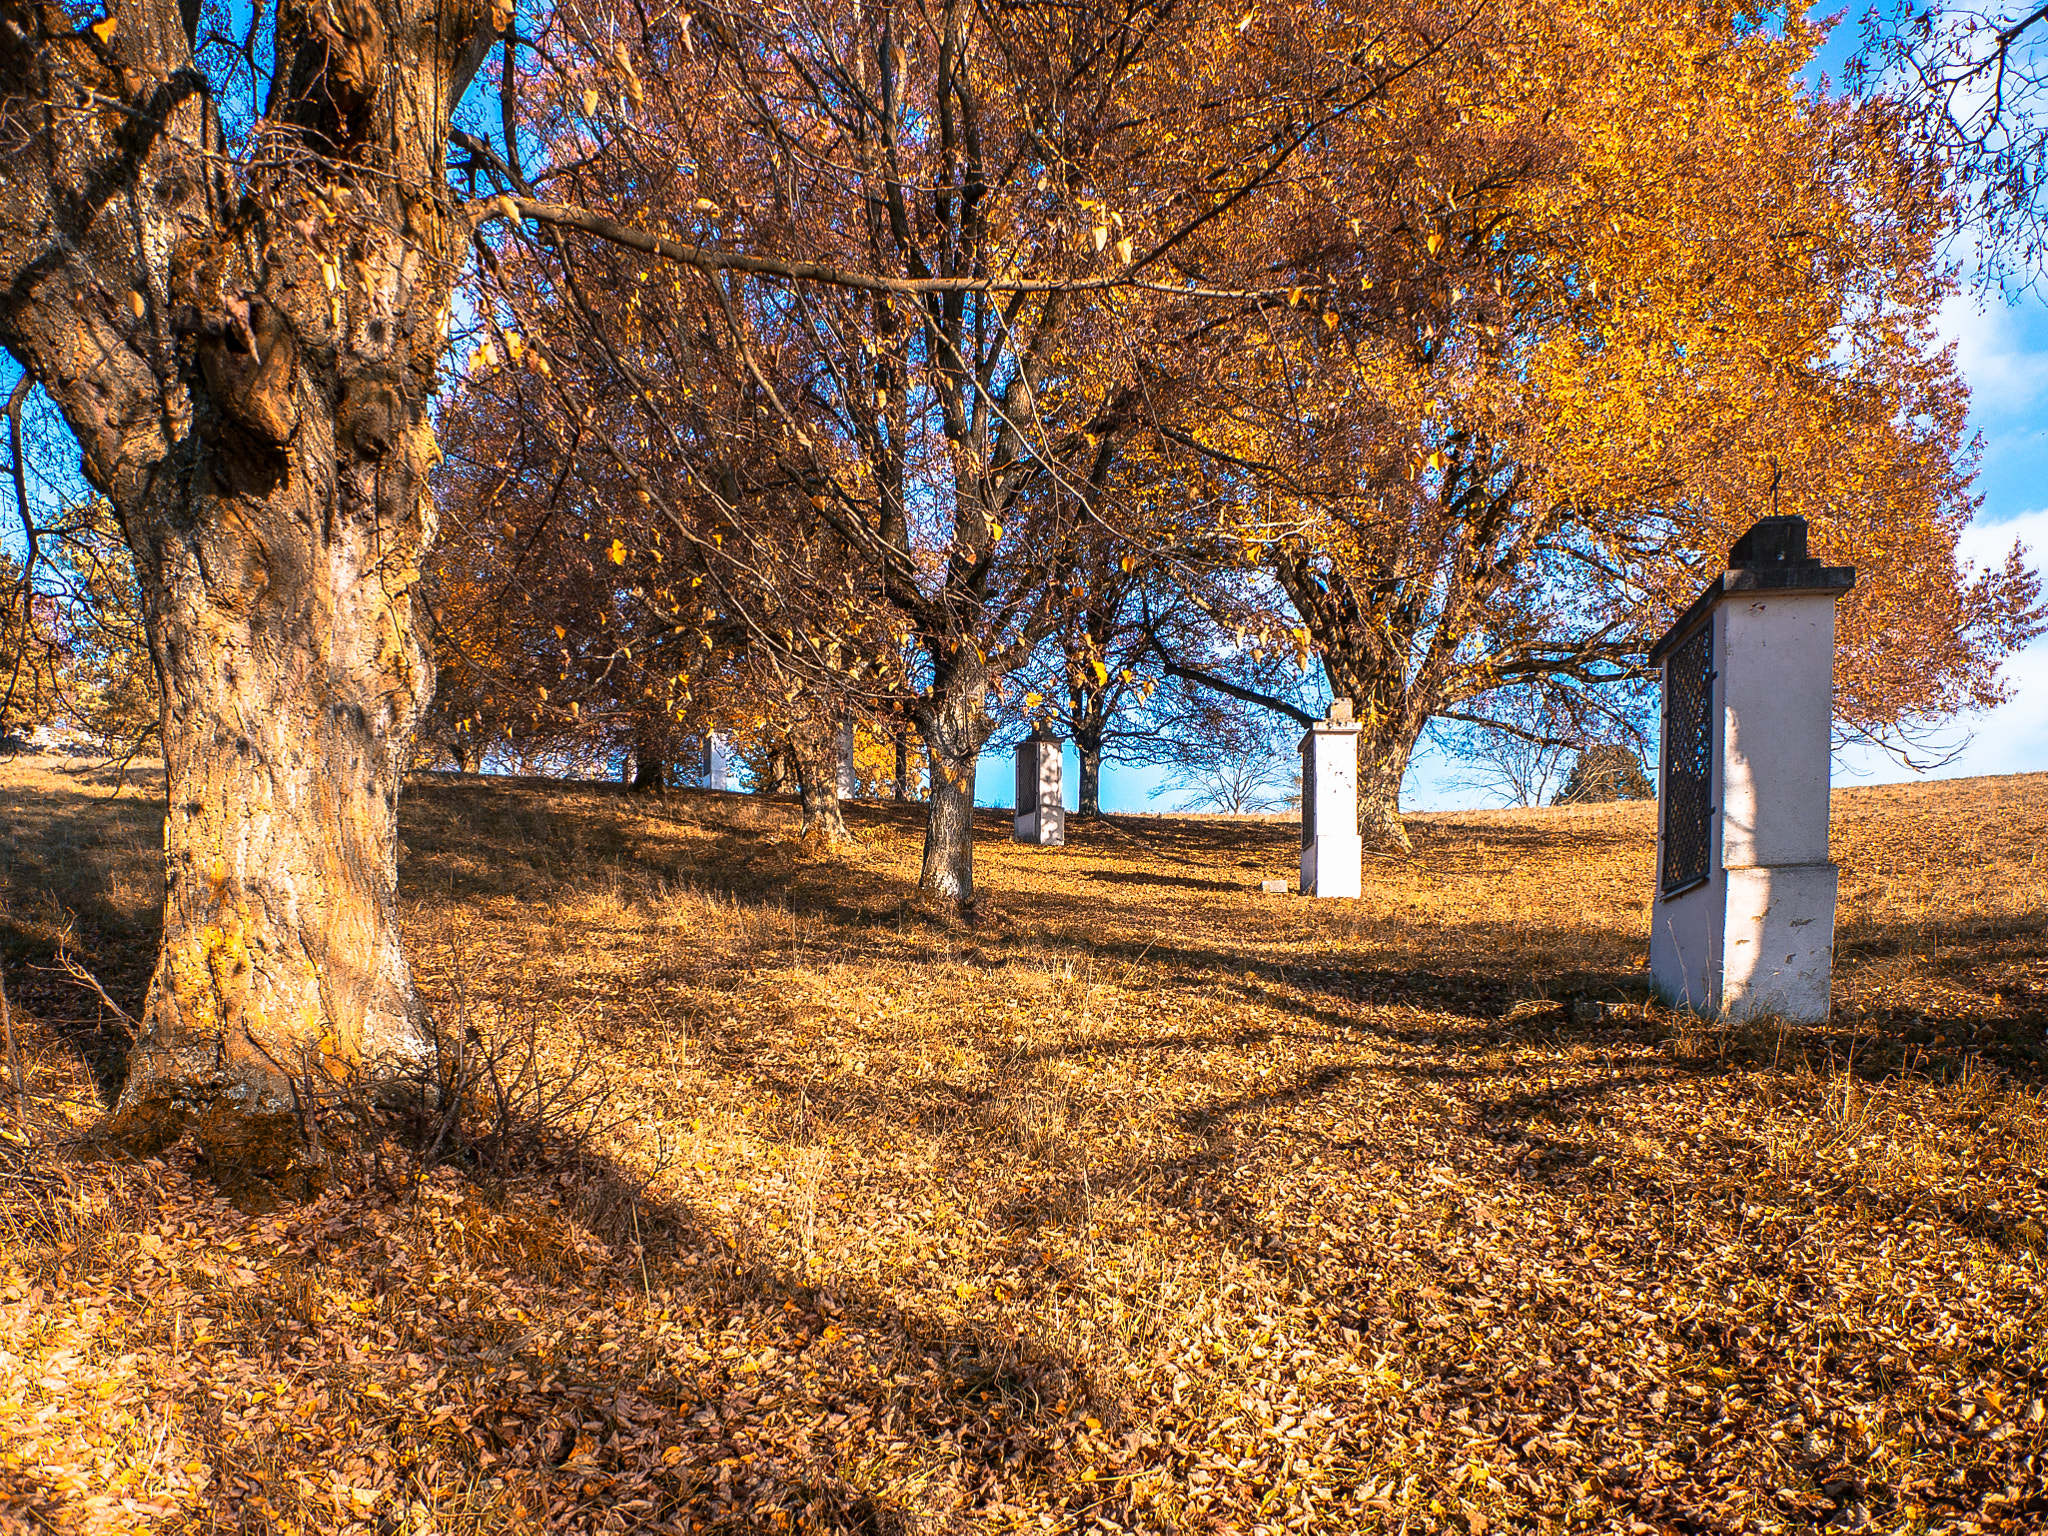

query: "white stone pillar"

left=1648, top=516, right=1855, bottom=1023
left=836, top=718, right=857, bottom=799
left=1013, top=731, right=1066, bottom=846
left=703, top=733, right=730, bottom=793
left=1300, top=701, right=1362, bottom=898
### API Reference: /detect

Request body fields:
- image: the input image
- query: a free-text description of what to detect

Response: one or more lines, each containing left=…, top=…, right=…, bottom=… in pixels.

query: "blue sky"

left=980, top=288, right=2048, bottom=816
left=1826, top=290, right=2048, bottom=792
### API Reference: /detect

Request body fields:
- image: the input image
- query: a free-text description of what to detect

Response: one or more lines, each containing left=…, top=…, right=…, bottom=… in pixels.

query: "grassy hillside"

left=1, top=760, right=2044, bottom=1535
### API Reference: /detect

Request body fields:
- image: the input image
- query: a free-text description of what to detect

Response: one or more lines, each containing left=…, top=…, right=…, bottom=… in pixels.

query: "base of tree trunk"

left=800, top=791, right=850, bottom=842
left=920, top=755, right=976, bottom=901
left=1360, top=800, right=1413, bottom=854
left=102, top=1093, right=328, bottom=1205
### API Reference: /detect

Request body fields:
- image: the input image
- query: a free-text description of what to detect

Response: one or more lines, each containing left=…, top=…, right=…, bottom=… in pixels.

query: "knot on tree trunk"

left=337, top=367, right=410, bottom=461
left=171, top=243, right=302, bottom=451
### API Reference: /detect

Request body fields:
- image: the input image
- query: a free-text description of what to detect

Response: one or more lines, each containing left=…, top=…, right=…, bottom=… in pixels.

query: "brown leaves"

left=3, top=762, right=2047, bottom=1532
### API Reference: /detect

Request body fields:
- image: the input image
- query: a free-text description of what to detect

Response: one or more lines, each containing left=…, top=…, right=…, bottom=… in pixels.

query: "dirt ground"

left=1, top=757, right=2044, bottom=1535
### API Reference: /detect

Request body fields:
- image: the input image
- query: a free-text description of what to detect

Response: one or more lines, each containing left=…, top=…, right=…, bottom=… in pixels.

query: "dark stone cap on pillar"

left=1728, top=515, right=1808, bottom=566
left=1648, top=515, right=1857, bottom=664
left=1024, top=727, right=1064, bottom=745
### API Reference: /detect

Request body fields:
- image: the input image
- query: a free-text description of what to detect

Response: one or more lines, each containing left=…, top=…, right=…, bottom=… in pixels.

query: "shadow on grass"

left=1077, top=868, right=1252, bottom=893
left=84, top=1128, right=1119, bottom=1534
left=0, top=777, right=163, bottom=1103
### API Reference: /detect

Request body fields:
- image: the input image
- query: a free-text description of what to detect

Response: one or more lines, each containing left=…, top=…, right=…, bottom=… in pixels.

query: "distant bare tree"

left=1433, top=684, right=1651, bottom=810
left=1153, top=753, right=1298, bottom=816
left=1149, top=691, right=1299, bottom=814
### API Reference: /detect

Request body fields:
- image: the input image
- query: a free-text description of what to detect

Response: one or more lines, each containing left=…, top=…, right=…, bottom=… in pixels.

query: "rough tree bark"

left=1315, top=650, right=1422, bottom=853
left=757, top=735, right=799, bottom=795
left=786, top=699, right=848, bottom=841
left=1352, top=719, right=1420, bottom=854
left=1068, top=681, right=1106, bottom=818
left=915, top=660, right=994, bottom=902
left=0, top=0, right=500, bottom=1167
left=631, top=725, right=667, bottom=792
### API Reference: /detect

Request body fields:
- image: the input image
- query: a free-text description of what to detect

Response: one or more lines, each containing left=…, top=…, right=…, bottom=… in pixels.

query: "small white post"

left=1300, top=700, right=1362, bottom=898
left=1648, top=516, right=1855, bottom=1023
left=1013, top=730, right=1066, bottom=846
left=836, top=718, right=857, bottom=799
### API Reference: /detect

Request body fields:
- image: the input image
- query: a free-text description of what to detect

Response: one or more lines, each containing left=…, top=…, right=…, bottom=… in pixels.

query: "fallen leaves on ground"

left=1, top=760, right=2044, bottom=1534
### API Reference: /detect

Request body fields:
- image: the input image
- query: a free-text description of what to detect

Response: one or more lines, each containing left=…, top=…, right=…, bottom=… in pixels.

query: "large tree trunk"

left=786, top=704, right=849, bottom=841
left=119, top=458, right=438, bottom=1148
left=1355, top=720, right=1418, bottom=854
left=1076, top=724, right=1103, bottom=818
left=0, top=0, right=500, bottom=1171
left=915, top=666, right=994, bottom=901
left=759, top=736, right=800, bottom=795
left=922, top=749, right=977, bottom=898
left=631, top=725, right=667, bottom=792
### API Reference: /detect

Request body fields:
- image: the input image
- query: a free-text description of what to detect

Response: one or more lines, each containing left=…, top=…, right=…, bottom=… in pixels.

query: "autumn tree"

left=1004, top=521, right=1274, bottom=818
left=1429, top=681, right=1647, bottom=809
left=0, top=0, right=949, bottom=1161
left=0, top=549, right=55, bottom=739
left=0, top=0, right=545, bottom=1159
left=46, top=498, right=158, bottom=758
left=1150, top=0, right=2043, bottom=849
left=454, top=0, right=1482, bottom=901
left=1551, top=742, right=1653, bottom=806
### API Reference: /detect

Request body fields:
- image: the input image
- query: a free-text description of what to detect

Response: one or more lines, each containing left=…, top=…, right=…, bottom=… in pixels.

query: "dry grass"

left=0, top=758, right=2044, bottom=1535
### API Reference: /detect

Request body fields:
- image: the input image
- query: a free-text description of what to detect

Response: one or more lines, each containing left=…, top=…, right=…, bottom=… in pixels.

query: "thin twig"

left=53, top=949, right=140, bottom=1038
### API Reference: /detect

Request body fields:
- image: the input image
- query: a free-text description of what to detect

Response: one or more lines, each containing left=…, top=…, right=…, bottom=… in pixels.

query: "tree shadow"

left=0, top=776, right=164, bottom=1103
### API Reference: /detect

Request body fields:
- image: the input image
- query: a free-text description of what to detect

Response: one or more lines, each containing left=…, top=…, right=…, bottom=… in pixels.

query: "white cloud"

left=1939, top=294, right=2048, bottom=420
left=1833, top=506, right=2048, bottom=785
left=1958, top=506, right=2048, bottom=575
